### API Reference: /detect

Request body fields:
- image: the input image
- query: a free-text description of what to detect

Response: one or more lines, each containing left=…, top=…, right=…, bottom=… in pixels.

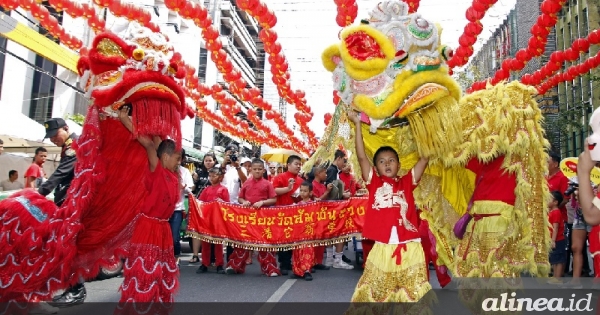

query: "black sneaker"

left=49, top=284, right=86, bottom=308
left=304, top=272, right=313, bottom=281
left=196, top=265, right=208, bottom=274
left=280, top=267, right=290, bottom=276
left=216, top=266, right=225, bottom=274
left=341, top=255, right=352, bottom=264
left=313, top=264, right=330, bottom=270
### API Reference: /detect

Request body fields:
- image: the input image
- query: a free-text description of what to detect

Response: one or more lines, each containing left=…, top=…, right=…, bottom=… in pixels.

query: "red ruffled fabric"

left=344, top=31, right=385, bottom=61
left=0, top=189, right=76, bottom=307
left=116, top=215, right=179, bottom=314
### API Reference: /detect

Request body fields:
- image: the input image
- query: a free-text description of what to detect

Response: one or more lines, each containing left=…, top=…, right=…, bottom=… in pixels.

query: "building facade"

left=465, top=0, right=562, bottom=152
left=556, top=0, right=600, bottom=158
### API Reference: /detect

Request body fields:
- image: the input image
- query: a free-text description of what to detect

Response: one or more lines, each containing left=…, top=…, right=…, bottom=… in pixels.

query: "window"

left=29, top=2, right=62, bottom=123
left=198, top=47, right=208, bottom=82
left=193, top=117, right=203, bottom=149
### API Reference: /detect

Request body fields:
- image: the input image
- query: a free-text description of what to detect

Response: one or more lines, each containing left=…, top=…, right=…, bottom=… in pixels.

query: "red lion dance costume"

left=0, top=22, right=193, bottom=314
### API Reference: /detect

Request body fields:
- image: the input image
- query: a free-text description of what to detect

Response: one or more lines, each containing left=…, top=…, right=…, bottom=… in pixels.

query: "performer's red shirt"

left=273, top=171, right=303, bottom=206
left=548, top=208, right=565, bottom=242
left=339, top=172, right=359, bottom=195
left=24, top=163, right=45, bottom=186
left=199, top=184, right=230, bottom=203
left=142, top=163, right=180, bottom=220
left=312, top=180, right=327, bottom=199
left=363, top=167, right=420, bottom=244
left=466, top=157, right=517, bottom=206
left=546, top=170, right=570, bottom=222
left=239, top=177, right=276, bottom=204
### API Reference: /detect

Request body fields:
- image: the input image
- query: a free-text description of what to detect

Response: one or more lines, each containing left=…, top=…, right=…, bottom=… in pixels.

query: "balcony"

left=220, top=1, right=257, bottom=60
left=220, top=36, right=256, bottom=85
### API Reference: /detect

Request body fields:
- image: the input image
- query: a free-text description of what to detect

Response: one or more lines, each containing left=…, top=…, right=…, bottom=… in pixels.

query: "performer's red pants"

left=313, top=246, right=325, bottom=265
left=292, top=248, right=314, bottom=276
left=202, top=242, right=223, bottom=267
left=419, top=219, right=451, bottom=288
left=226, top=248, right=281, bottom=276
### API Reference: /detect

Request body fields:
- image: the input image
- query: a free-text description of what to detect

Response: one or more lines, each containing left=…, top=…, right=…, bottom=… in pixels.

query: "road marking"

left=253, top=279, right=296, bottom=315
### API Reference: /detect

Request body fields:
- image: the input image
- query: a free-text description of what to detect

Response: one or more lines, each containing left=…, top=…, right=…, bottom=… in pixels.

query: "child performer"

left=301, top=177, right=332, bottom=271
left=548, top=191, right=566, bottom=284
left=298, top=181, right=314, bottom=204
left=225, top=158, right=281, bottom=277
left=347, top=110, right=430, bottom=304
left=116, top=107, right=181, bottom=312
left=196, top=167, right=229, bottom=274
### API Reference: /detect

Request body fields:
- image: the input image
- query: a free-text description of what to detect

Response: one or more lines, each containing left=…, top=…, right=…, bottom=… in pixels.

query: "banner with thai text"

left=186, top=196, right=368, bottom=251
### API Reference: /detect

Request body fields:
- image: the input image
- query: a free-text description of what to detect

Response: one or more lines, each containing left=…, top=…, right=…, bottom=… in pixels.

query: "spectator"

left=189, top=152, right=218, bottom=264
left=268, top=162, right=277, bottom=182
left=547, top=191, right=566, bottom=285
left=1, top=170, right=24, bottom=191
left=24, top=147, right=47, bottom=188
left=169, top=150, right=194, bottom=267
left=220, top=144, right=247, bottom=261
left=546, top=152, right=569, bottom=221
left=0, top=138, right=3, bottom=155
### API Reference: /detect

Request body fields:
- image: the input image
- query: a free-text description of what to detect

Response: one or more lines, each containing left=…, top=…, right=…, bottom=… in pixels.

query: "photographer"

left=220, top=144, right=247, bottom=261
left=576, top=142, right=600, bottom=225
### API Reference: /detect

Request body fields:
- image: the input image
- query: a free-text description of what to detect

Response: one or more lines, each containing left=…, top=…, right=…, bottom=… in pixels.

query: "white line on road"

left=253, top=279, right=297, bottom=315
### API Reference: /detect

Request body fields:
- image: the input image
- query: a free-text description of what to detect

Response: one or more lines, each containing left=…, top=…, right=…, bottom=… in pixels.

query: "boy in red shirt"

left=24, top=147, right=47, bottom=188
left=273, top=155, right=314, bottom=280
left=225, top=158, right=280, bottom=277
left=348, top=110, right=430, bottom=304
left=548, top=190, right=566, bottom=284
left=339, top=163, right=360, bottom=196
left=196, top=167, right=229, bottom=274
left=309, top=168, right=334, bottom=271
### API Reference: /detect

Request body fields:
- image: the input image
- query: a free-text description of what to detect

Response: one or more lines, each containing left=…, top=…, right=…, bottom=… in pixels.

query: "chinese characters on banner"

left=187, top=195, right=368, bottom=250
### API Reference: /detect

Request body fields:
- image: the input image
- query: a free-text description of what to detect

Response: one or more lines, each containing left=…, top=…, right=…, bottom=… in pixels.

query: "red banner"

left=186, top=195, right=367, bottom=250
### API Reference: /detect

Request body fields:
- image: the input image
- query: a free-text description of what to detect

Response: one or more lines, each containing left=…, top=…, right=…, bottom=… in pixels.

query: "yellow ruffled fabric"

left=348, top=243, right=434, bottom=314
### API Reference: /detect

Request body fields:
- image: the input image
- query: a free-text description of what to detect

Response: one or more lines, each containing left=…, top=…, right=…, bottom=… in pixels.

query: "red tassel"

left=132, top=98, right=182, bottom=150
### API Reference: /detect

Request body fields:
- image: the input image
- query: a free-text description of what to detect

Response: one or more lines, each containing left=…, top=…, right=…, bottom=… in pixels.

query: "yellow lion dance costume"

left=303, top=0, right=551, bottom=310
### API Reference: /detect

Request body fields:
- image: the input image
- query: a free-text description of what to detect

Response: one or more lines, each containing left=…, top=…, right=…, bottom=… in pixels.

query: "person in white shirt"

left=1, top=170, right=24, bottom=191
left=219, top=144, right=247, bottom=261
left=220, top=144, right=248, bottom=203
left=169, top=150, right=195, bottom=266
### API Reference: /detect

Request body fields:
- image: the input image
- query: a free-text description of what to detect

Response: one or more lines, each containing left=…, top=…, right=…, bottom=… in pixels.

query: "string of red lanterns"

left=333, top=0, right=358, bottom=27
left=447, top=0, right=497, bottom=70
left=536, top=50, right=600, bottom=96
left=237, top=0, right=317, bottom=148
left=163, top=0, right=312, bottom=154
left=468, top=0, right=565, bottom=92
left=521, top=29, right=599, bottom=87
left=0, top=0, right=83, bottom=49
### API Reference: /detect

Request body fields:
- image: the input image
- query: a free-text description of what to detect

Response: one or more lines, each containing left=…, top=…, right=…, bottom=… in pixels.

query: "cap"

left=240, top=157, right=252, bottom=165
left=43, top=118, right=67, bottom=139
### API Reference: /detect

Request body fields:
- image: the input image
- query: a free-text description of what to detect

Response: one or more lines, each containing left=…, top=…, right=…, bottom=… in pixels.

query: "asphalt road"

left=60, top=242, right=445, bottom=304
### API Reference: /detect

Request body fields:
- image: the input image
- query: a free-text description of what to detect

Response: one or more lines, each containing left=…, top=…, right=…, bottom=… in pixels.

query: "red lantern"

left=565, top=48, right=579, bottom=61
left=572, top=38, right=590, bottom=53
left=540, top=0, right=562, bottom=15
left=588, top=29, right=600, bottom=45
left=515, top=49, right=531, bottom=62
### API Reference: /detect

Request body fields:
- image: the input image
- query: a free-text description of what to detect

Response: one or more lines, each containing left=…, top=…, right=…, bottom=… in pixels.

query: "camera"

left=565, top=181, right=579, bottom=196
left=229, top=154, right=238, bottom=163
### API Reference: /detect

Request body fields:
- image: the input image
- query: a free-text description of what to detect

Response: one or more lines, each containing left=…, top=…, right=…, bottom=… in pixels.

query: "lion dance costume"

left=302, top=0, right=551, bottom=312
left=0, top=22, right=192, bottom=314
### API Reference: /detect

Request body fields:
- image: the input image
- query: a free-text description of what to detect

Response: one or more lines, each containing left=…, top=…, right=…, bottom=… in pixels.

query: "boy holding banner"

left=225, top=159, right=281, bottom=277
left=273, top=155, right=314, bottom=281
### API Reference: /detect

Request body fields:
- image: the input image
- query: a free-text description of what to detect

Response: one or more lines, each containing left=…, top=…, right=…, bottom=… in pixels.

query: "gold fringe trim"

left=186, top=231, right=361, bottom=252
left=406, top=95, right=463, bottom=162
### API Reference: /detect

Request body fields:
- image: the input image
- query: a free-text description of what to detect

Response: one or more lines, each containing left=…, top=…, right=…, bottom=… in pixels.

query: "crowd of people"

left=180, top=143, right=364, bottom=281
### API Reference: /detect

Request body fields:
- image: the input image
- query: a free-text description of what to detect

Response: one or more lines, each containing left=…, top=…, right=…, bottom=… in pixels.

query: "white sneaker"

left=333, top=260, right=354, bottom=270
left=29, top=302, right=59, bottom=314
left=325, top=257, right=334, bottom=267
left=268, top=272, right=279, bottom=277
